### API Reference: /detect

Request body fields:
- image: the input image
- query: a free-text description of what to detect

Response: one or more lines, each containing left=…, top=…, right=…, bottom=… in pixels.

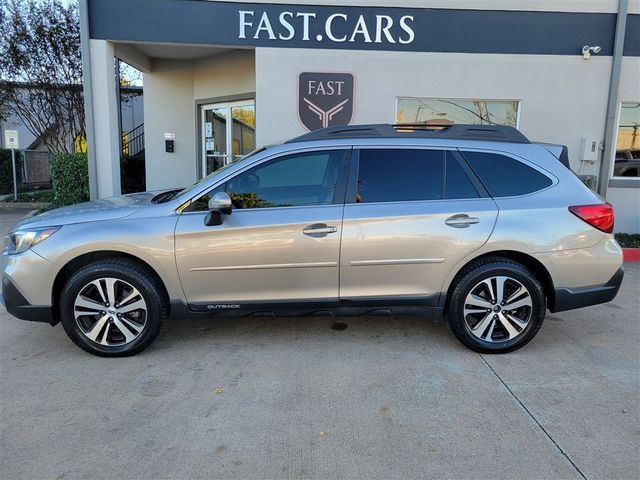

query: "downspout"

left=79, top=0, right=99, bottom=200
left=599, top=0, right=628, bottom=197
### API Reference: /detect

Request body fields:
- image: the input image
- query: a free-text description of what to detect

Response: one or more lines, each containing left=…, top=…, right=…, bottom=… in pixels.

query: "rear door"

left=339, top=147, right=498, bottom=303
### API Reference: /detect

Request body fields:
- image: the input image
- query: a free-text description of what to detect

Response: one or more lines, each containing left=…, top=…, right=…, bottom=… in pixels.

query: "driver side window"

left=190, top=150, right=347, bottom=211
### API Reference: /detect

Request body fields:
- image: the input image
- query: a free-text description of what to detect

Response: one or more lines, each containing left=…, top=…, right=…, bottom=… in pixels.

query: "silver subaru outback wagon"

left=1, top=124, right=624, bottom=356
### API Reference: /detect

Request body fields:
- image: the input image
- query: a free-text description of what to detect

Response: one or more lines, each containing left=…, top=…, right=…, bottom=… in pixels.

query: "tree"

left=0, top=0, right=84, bottom=154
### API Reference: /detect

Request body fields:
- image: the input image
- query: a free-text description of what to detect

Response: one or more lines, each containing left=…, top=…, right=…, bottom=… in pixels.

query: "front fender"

left=32, top=215, right=184, bottom=302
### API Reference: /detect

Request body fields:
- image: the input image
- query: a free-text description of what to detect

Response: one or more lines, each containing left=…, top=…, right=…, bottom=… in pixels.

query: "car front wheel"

left=447, top=258, right=546, bottom=353
left=59, top=259, right=168, bottom=356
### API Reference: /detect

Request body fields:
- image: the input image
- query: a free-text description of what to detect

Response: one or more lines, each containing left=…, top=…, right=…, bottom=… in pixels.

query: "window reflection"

left=231, top=105, right=256, bottom=162
left=191, top=150, right=346, bottom=211
left=204, top=107, right=227, bottom=174
left=614, top=103, right=640, bottom=178
left=203, top=102, right=256, bottom=176
left=396, top=98, right=519, bottom=127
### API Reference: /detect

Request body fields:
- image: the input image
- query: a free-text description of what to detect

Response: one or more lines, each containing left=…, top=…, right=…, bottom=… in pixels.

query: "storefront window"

left=396, top=98, right=519, bottom=127
left=202, top=100, right=255, bottom=176
left=613, top=102, right=640, bottom=178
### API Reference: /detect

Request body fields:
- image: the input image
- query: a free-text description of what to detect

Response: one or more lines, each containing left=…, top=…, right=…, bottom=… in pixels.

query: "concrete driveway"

left=1, top=208, right=638, bottom=480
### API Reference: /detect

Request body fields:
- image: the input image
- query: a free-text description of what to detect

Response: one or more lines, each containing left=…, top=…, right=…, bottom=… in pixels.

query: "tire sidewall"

left=60, top=263, right=163, bottom=356
left=449, top=262, right=546, bottom=353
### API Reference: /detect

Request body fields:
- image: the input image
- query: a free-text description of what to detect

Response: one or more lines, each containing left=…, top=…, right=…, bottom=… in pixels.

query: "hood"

left=10, top=191, right=167, bottom=231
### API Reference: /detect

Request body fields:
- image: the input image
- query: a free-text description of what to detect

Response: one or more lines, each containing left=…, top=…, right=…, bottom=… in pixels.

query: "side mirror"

left=204, top=192, right=232, bottom=226
left=208, top=192, right=232, bottom=215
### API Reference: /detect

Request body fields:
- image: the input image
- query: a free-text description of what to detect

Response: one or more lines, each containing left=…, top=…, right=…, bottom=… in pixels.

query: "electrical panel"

left=580, top=137, right=600, bottom=163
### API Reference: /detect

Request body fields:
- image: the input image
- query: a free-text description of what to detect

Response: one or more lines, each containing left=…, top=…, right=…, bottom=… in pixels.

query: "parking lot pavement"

left=1, top=209, right=638, bottom=480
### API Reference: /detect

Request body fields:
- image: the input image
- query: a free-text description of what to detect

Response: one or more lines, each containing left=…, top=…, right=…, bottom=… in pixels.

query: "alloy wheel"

left=73, top=277, right=147, bottom=346
left=463, top=275, right=533, bottom=342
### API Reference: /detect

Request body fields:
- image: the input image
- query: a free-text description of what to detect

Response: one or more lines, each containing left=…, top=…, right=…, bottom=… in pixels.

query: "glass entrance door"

left=201, top=100, right=256, bottom=176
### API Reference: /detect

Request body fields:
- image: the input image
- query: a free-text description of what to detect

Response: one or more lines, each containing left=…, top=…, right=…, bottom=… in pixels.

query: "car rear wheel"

left=447, top=259, right=546, bottom=353
left=59, top=259, right=168, bottom=356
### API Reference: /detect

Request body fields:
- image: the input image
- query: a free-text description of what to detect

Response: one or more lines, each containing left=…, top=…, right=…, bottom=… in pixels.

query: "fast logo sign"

left=299, top=73, right=354, bottom=131
left=239, top=10, right=415, bottom=46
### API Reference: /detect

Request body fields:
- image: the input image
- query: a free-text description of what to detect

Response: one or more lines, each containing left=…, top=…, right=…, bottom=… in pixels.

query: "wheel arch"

left=51, top=250, right=170, bottom=322
left=443, top=250, right=555, bottom=311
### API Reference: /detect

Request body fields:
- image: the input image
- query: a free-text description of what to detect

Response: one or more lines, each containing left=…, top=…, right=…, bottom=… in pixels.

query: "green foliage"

left=50, top=153, right=89, bottom=206
left=0, top=148, right=23, bottom=194
left=229, top=192, right=279, bottom=209
left=615, top=233, right=640, bottom=248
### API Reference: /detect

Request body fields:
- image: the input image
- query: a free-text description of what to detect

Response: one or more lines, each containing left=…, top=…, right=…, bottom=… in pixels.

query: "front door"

left=201, top=100, right=256, bottom=176
left=175, top=149, right=350, bottom=307
left=339, top=147, right=498, bottom=302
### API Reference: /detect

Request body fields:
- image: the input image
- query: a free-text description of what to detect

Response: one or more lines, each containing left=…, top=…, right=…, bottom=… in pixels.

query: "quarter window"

left=461, top=151, right=552, bottom=197
left=191, top=150, right=346, bottom=211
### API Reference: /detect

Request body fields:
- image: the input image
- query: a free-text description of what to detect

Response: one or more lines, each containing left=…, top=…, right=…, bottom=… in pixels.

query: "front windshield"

left=174, top=146, right=267, bottom=199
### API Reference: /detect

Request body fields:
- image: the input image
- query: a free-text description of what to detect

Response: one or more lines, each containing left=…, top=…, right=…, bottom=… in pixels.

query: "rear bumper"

left=551, top=266, right=624, bottom=313
left=1, top=275, right=56, bottom=324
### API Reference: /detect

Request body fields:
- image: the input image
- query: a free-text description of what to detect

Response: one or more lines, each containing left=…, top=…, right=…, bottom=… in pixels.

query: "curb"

left=623, top=248, right=640, bottom=263
left=0, top=202, right=49, bottom=210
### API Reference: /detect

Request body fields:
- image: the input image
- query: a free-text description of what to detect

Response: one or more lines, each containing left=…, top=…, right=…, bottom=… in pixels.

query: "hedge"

left=50, top=153, right=90, bottom=206
left=0, top=149, right=23, bottom=195
left=615, top=233, right=640, bottom=248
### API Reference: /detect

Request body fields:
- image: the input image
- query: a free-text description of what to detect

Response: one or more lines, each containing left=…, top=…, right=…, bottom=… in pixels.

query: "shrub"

left=50, top=153, right=89, bottom=206
left=0, top=149, right=23, bottom=195
left=615, top=233, right=640, bottom=248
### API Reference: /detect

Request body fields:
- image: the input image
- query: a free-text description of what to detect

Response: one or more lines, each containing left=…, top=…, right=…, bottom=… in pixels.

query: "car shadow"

left=153, top=314, right=460, bottom=353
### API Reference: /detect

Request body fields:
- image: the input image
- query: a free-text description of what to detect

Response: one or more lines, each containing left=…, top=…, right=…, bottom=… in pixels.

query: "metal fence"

left=23, top=150, right=52, bottom=189
left=0, top=149, right=52, bottom=196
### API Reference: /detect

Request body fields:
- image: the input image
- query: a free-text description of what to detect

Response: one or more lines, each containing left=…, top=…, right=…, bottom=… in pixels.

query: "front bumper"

left=551, top=266, right=624, bottom=313
left=1, top=247, right=59, bottom=325
left=1, top=275, right=55, bottom=324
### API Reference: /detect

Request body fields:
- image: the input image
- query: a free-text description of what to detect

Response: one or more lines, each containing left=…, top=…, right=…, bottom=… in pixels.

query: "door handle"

left=303, top=224, right=338, bottom=237
left=445, top=214, right=480, bottom=228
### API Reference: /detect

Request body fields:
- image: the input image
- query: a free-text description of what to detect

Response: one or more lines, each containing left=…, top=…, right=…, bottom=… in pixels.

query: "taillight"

left=568, top=203, right=614, bottom=233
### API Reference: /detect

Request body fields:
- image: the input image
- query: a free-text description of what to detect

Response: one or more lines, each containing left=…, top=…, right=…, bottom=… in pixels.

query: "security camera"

left=582, top=45, right=602, bottom=59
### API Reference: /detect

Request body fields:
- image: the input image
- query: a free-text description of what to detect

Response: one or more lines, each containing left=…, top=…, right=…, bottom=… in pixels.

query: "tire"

left=447, top=258, right=545, bottom=354
left=59, top=259, right=168, bottom=357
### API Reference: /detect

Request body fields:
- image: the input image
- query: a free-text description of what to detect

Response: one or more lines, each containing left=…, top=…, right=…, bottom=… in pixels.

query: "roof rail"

left=286, top=123, right=531, bottom=144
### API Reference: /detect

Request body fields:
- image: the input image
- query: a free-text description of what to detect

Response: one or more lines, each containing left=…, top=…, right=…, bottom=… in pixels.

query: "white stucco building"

left=80, top=0, right=639, bottom=232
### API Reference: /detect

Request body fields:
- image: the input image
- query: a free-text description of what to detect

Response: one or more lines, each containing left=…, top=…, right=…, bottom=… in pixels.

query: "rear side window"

left=461, top=151, right=552, bottom=197
left=356, top=149, right=443, bottom=203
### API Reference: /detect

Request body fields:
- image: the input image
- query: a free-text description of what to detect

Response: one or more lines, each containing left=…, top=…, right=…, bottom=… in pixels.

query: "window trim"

left=394, top=97, right=522, bottom=129
left=448, top=151, right=489, bottom=198
left=185, top=147, right=352, bottom=213
left=608, top=101, right=640, bottom=185
left=347, top=146, right=484, bottom=205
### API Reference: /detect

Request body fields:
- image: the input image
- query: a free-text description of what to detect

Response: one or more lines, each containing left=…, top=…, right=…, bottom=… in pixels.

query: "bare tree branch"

left=0, top=0, right=83, bottom=154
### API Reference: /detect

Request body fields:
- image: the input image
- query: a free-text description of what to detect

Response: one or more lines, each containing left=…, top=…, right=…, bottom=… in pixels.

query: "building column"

left=88, top=40, right=121, bottom=198
left=599, top=0, right=628, bottom=197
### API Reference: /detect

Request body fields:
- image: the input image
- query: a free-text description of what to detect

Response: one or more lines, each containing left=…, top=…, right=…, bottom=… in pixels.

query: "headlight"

left=4, top=227, right=60, bottom=255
